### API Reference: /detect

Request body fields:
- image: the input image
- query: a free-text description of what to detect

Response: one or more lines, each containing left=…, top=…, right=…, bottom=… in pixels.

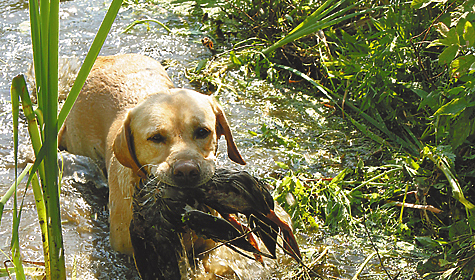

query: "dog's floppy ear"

left=113, top=112, right=148, bottom=178
left=214, top=102, right=246, bottom=165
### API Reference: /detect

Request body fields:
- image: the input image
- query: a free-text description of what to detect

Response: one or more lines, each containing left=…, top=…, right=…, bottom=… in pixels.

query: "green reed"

left=4, top=0, right=123, bottom=279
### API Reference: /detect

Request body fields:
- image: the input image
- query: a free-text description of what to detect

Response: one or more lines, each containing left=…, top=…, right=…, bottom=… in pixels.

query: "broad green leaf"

left=450, top=108, right=475, bottom=149
left=456, top=18, right=468, bottom=36
left=415, top=236, right=442, bottom=250
left=419, top=89, right=441, bottom=110
left=450, top=55, right=475, bottom=77
left=469, top=215, right=475, bottom=230
left=463, top=21, right=475, bottom=47
left=448, top=219, right=470, bottom=240
left=434, top=98, right=468, bottom=116
left=439, top=28, right=459, bottom=46
left=438, top=45, right=459, bottom=65
left=445, top=86, right=464, bottom=98
left=411, top=88, right=428, bottom=99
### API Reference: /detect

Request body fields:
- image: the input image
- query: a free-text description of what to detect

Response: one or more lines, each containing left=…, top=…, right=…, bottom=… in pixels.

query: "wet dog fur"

left=58, top=53, right=245, bottom=256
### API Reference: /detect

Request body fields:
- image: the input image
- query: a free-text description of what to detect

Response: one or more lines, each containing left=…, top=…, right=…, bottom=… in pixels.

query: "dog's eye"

left=148, top=134, right=165, bottom=143
left=195, top=127, right=211, bottom=139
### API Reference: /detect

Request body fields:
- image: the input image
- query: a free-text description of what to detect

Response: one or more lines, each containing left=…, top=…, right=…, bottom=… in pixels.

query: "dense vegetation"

left=184, top=0, right=475, bottom=278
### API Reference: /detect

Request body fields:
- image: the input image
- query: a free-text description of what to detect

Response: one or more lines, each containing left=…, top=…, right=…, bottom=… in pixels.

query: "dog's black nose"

left=172, top=160, right=200, bottom=186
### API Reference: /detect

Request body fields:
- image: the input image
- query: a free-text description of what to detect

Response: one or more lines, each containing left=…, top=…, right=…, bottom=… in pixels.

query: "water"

left=0, top=0, right=423, bottom=279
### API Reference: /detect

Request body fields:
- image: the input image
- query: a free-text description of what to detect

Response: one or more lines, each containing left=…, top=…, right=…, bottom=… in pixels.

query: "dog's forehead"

left=130, top=90, right=217, bottom=134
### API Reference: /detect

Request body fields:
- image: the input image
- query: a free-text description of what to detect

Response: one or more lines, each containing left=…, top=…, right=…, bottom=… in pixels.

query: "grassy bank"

left=184, top=0, right=475, bottom=278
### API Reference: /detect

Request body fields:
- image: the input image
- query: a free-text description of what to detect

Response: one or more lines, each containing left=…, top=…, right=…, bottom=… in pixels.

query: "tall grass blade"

left=16, top=75, right=45, bottom=176
left=13, top=73, right=51, bottom=276
left=10, top=74, right=26, bottom=280
left=22, top=0, right=124, bottom=277
left=28, top=0, right=42, bottom=110
left=0, top=165, right=32, bottom=225
left=41, top=0, right=65, bottom=276
left=123, top=18, right=172, bottom=33
left=30, top=168, right=50, bottom=275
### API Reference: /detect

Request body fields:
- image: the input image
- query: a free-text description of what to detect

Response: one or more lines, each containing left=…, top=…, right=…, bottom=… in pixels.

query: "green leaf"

left=419, top=89, right=441, bottom=110
left=449, top=220, right=470, bottom=240
left=469, top=215, right=475, bottom=230
left=438, top=45, right=459, bottom=65
left=411, top=0, right=434, bottom=9
left=439, top=28, right=460, bottom=46
left=434, top=98, right=468, bottom=116
left=276, top=161, right=290, bottom=169
left=194, top=59, right=208, bottom=73
left=463, top=21, right=475, bottom=47
left=411, top=88, right=428, bottom=99
left=450, top=55, right=475, bottom=77
left=450, top=108, right=475, bottom=149
left=445, top=86, right=465, bottom=98
left=229, top=51, right=242, bottom=66
left=415, top=236, right=442, bottom=250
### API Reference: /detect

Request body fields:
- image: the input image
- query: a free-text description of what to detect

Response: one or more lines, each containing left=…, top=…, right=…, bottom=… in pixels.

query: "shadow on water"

left=0, top=0, right=423, bottom=279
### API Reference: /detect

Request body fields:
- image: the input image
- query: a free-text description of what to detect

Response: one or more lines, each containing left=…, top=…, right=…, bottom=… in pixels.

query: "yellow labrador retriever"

left=59, top=53, right=245, bottom=255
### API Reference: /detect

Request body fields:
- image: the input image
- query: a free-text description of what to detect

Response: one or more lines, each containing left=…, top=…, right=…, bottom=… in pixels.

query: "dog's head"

left=113, top=89, right=245, bottom=187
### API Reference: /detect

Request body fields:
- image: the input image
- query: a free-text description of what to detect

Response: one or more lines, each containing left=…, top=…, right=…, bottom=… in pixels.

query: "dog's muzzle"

left=172, top=159, right=201, bottom=187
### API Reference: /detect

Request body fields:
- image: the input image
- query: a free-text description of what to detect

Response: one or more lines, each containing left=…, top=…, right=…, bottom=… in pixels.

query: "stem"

left=10, top=74, right=25, bottom=280
left=0, top=165, right=32, bottom=224
left=351, top=251, right=377, bottom=280
left=123, top=18, right=172, bottom=33
left=43, top=0, right=65, bottom=276
left=425, top=148, right=475, bottom=214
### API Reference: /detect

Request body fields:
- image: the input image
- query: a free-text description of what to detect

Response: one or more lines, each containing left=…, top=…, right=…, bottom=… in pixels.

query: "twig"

left=3, top=260, right=12, bottom=280
left=221, top=0, right=255, bottom=22
left=390, top=201, right=443, bottom=214
left=363, top=215, right=399, bottom=280
left=342, top=79, right=349, bottom=118
left=351, top=251, right=376, bottom=280
left=308, top=247, right=328, bottom=268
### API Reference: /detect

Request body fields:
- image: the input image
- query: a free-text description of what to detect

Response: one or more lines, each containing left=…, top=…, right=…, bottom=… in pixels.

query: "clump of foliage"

left=188, top=0, right=475, bottom=278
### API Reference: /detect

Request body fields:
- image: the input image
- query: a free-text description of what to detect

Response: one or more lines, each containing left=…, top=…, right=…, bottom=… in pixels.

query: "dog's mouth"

left=146, top=161, right=216, bottom=188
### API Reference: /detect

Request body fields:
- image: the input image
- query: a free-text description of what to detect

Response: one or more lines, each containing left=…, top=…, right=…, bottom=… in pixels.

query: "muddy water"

left=0, top=0, right=422, bottom=279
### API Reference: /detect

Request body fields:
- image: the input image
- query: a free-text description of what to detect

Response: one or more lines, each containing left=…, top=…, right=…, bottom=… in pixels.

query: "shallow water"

left=0, top=0, right=423, bottom=279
